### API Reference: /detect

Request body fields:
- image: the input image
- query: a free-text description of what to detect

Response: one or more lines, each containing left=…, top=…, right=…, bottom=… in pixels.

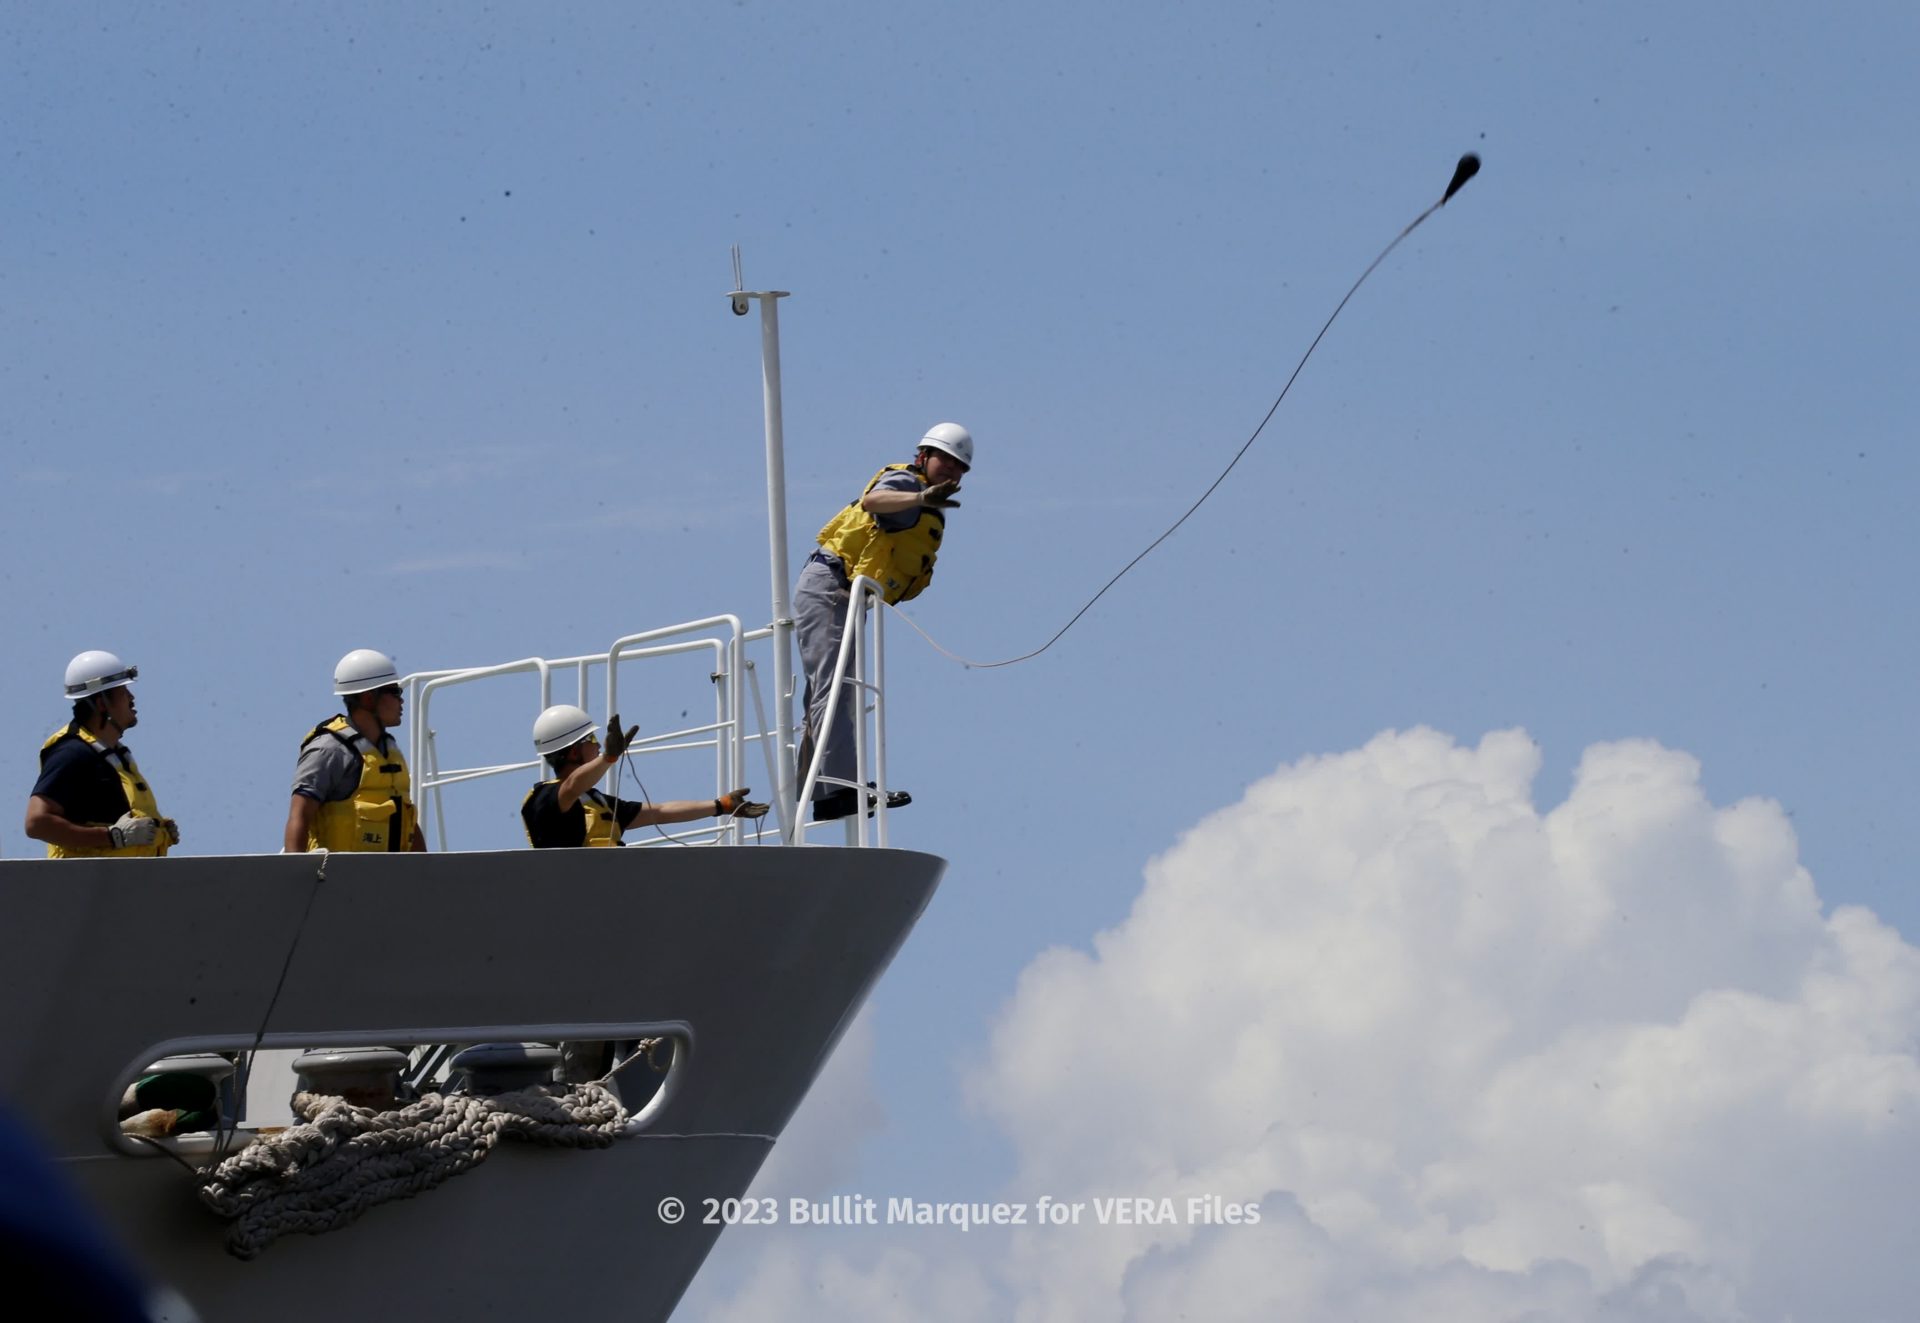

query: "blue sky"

left=5, top=3, right=1917, bottom=1317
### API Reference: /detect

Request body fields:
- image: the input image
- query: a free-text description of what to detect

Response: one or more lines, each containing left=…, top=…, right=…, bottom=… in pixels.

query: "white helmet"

left=333, top=648, right=401, bottom=696
left=64, top=650, right=138, bottom=699
left=532, top=704, right=598, bottom=757
left=918, top=422, right=973, bottom=470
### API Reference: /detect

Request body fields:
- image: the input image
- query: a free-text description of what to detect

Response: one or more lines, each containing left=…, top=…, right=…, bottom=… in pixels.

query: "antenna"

left=727, top=252, right=798, bottom=839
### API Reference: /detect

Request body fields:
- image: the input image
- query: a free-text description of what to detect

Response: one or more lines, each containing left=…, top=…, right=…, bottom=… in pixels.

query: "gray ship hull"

left=0, top=845, right=944, bottom=1320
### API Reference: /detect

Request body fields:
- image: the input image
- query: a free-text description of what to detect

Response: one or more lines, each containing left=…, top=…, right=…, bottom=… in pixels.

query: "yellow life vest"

left=815, top=463, right=945, bottom=605
left=520, top=783, right=622, bottom=848
left=38, top=723, right=170, bottom=859
left=300, top=715, right=418, bottom=853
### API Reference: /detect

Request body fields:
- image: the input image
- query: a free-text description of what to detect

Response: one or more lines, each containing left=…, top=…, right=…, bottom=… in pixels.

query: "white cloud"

left=695, top=728, right=1920, bottom=1322
left=694, top=1241, right=998, bottom=1323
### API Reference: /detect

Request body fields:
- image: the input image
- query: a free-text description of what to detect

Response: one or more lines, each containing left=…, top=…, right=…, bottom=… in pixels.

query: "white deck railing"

left=403, top=584, right=897, bottom=849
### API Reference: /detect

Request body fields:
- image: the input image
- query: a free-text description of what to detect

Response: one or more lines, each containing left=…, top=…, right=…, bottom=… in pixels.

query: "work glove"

left=604, top=714, right=639, bottom=760
left=716, top=789, right=770, bottom=819
left=108, top=813, right=159, bottom=849
left=161, top=819, right=182, bottom=846
left=921, top=479, right=961, bottom=509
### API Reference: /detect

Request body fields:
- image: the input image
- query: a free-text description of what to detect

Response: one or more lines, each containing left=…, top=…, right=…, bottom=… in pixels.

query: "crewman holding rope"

left=520, top=704, right=766, bottom=848
left=794, top=423, right=970, bottom=820
left=25, top=650, right=179, bottom=857
left=283, top=649, right=426, bottom=853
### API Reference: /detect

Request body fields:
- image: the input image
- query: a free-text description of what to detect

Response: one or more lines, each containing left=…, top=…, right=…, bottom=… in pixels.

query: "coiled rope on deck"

left=198, top=1083, right=628, bottom=1259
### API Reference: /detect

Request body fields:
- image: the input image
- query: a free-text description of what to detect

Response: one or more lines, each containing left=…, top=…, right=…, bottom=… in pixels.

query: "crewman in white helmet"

left=521, top=705, right=767, bottom=847
left=282, top=649, right=425, bottom=853
left=795, top=422, right=971, bottom=820
left=25, top=651, right=179, bottom=858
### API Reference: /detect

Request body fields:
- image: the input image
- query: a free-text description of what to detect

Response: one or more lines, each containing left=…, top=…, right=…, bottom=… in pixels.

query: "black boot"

left=812, top=787, right=859, bottom=821
left=813, top=784, right=913, bottom=822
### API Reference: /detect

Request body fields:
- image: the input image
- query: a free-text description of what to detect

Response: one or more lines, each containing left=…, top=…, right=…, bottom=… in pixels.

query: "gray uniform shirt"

left=291, top=722, right=397, bottom=803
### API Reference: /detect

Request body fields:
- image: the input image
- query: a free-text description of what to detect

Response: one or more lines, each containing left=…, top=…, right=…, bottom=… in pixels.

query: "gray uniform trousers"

left=794, top=557, right=857, bottom=800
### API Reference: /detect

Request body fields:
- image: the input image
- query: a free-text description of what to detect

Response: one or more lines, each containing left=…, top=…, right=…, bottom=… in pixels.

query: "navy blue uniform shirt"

left=31, top=731, right=132, bottom=825
left=521, top=783, right=646, bottom=848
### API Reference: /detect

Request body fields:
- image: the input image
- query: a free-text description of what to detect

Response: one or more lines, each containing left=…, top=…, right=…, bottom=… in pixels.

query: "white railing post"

left=729, top=635, right=747, bottom=840
left=872, top=595, right=889, bottom=848
left=849, top=588, right=868, bottom=849
left=428, top=728, right=449, bottom=853
left=714, top=638, right=732, bottom=843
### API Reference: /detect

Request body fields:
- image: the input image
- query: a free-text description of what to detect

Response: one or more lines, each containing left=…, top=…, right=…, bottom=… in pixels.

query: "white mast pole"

left=731, top=251, right=798, bottom=841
